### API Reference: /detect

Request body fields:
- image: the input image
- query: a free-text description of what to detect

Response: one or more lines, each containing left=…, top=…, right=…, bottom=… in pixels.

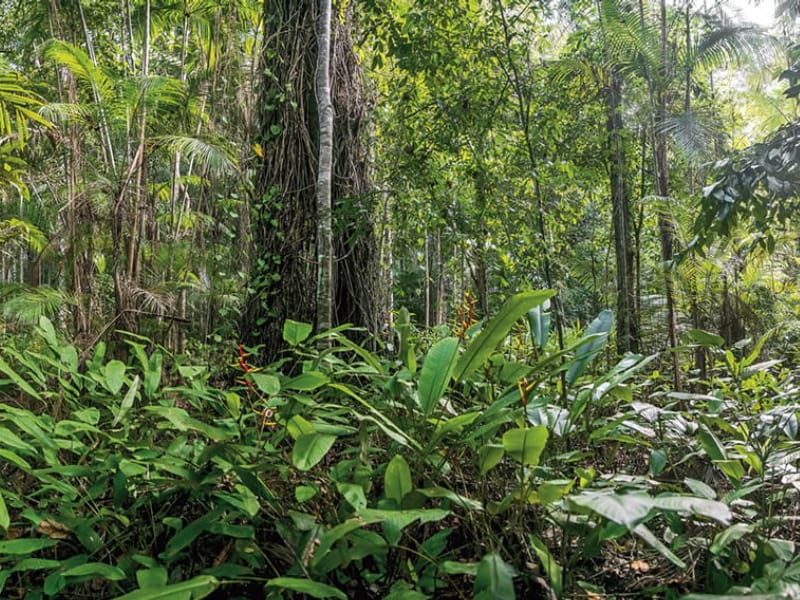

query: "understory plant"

left=1, top=291, right=800, bottom=599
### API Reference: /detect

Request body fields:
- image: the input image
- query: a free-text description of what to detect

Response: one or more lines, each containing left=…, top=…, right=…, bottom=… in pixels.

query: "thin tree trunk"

left=607, top=68, right=638, bottom=354
left=655, top=0, right=681, bottom=390
left=316, top=0, right=334, bottom=335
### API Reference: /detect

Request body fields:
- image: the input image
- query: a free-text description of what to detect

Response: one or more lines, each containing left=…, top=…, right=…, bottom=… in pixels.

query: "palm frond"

left=153, top=134, right=238, bottom=177
left=0, top=218, right=47, bottom=253
left=37, top=102, right=94, bottom=126
left=599, top=0, right=660, bottom=75
left=0, top=284, right=74, bottom=326
left=684, top=21, right=775, bottom=73
left=657, top=109, right=722, bottom=162
left=43, top=40, right=115, bottom=103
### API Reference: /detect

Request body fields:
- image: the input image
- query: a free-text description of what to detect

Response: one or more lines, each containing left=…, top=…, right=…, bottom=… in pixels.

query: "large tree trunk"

left=244, top=1, right=379, bottom=359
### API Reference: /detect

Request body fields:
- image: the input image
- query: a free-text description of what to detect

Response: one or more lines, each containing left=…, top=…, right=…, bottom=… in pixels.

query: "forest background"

left=1, top=0, right=800, bottom=598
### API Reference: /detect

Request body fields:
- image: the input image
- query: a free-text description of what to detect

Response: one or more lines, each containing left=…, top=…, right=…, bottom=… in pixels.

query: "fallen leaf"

left=37, top=519, right=71, bottom=540
left=631, top=559, right=651, bottom=573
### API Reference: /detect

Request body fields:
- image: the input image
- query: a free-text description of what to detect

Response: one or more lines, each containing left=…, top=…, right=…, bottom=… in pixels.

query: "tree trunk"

left=606, top=69, right=638, bottom=354
left=245, top=1, right=379, bottom=359
left=316, top=0, right=334, bottom=335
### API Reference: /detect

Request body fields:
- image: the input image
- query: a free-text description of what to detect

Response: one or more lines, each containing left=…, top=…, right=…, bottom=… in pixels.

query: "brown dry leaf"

left=37, top=519, right=71, bottom=540
left=631, top=559, right=651, bottom=573
left=585, top=593, right=604, bottom=600
left=4, top=527, right=23, bottom=540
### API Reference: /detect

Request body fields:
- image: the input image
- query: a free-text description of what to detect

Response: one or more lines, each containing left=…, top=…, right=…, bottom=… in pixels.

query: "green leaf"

left=61, top=562, right=126, bottom=580
left=566, top=309, right=613, bottom=384
left=283, top=320, right=313, bottom=345
left=113, top=375, right=140, bottom=427
left=686, top=328, right=725, bottom=347
left=266, top=577, right=346, bottom=600
left=502, top=426, right=548, bottom=466
left=384, top=454, right=413, bottom=504
left=454, top=290, right=555, bottom=381
left=530, top=535, right=562, bottom=598
left=251, top=373, right=280, bottom=395
left=397, top=307, right=416, bottom=373
left=714, top=459, right=745, bottom=481
left=285, top=371, right=329, bottom=391
left=163, top=507, right=225, bottom=559
left=337, top=483, right=367, bottom=511
left=474, top=552, right=516, bottom=600
left=697, top=426, right=726, bottom=461
left=710, top=522, right=757, bottom=554
left=568, top=491, right=652, bottom=529
left=440, top=560, right=479, bottom=576
left=632, top=524, right=686, bottom=569
left=417, top=337, right=459, bottom=416
left=0, top=355, right=41, bottom=401
left=112, top=575, right=219, bottom=600
left=292, top=433, right=337, bottom=471
left=0, top=538, right=58, bottom=554
left=136, top=567, right=168, bottom=589
left=104, top=360, right=127, bottom=395
left=652, top=494, right=731, bottom=524
left=527, top=298, right=551, bottom=350
left=0, top=491, right=8, bottom=530
left=479, top=444, right=505, bottom=475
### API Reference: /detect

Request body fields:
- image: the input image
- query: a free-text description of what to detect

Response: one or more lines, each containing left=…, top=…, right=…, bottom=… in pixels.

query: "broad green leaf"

left=286, top=415, right=316, bottom=440
left=0, top=427, right=35, bottom=454
left=337, top=483, right=367, bottom=511
left=710, top=522, right=757, bottom=554
left=417, top=337, right=459, bottom=416
left=502, top=426, right=548, bottom=465
left=479, top=444, right=505, bottom=475
left=292, top=433, right=337, bottom=471
left=384, top=454, right=413, bottom=504
left=251, top=373, right=280, bottom=395
left=266, top=577, right=346, bottom=600
left=697, top=426, right=727, bottom=461
left=285, top=371, right=329, bottom=391
left=0, top=491, right=8, bottom=530
left=686, top=328, right=724, bottom=347
left=454, top=290, right=555, bottom=381
left=568, top=491, right=652, bottom=529
left=0, top=538, right=58, bottom=554
left=652, top=495, right=731, bottom=524
left=283, top=320, right=313, bottom=345
left=112, top=575, right=218, bottom=600
left=530, top=535, right=562, bottom=598
left=104, top=360, right=127, bottom=394
left=136, top=567, right=168, bottom=589
left=10, top=558, right=60, bottom=572
left=527, top=298, right=551, bottom=350
left=37, top=316, right=58, bottom=348
left=113, top=375, right=140, bottom=427
left=714, top=459, right=745, bottom=481
left=474, top=552, right=516, bottom=600
left=143, top=406, right=234, bottom=442
left=61, top=562, right=126, bottom=580
left=566, top=309, right=613, bottom=384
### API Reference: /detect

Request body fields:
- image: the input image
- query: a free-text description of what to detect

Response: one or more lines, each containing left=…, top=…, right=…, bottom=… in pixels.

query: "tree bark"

left=606, top=69, right=639, bottom=354
left=316, top=0, right=334, bottom=335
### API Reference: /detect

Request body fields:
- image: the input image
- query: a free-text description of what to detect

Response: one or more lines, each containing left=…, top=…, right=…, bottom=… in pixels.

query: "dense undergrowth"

left=1, top=291, right=800, bottom=599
